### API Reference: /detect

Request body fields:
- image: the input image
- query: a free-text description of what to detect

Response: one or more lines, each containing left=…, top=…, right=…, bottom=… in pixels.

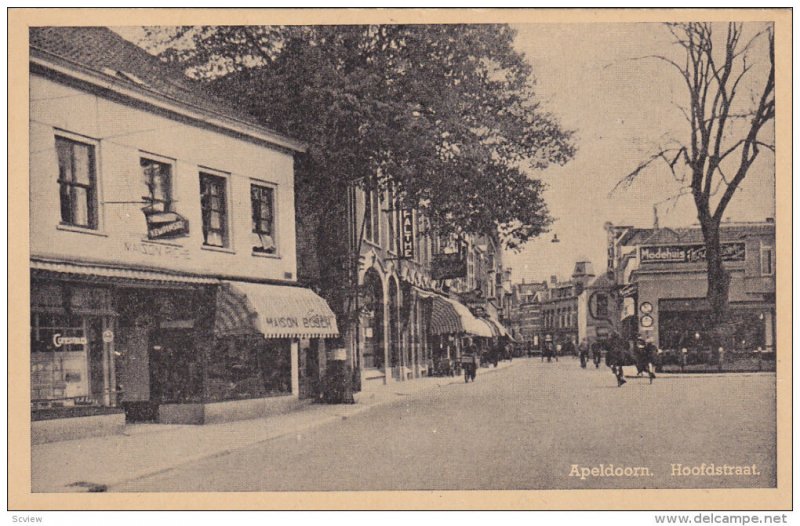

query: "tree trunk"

left=701, top=218, right=732, bottom=345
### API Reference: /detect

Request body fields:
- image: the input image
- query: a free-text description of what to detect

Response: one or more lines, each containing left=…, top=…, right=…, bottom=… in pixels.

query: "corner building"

left=29, top=27, right=338, bottom=442
left=607, top=221, right=776, bottom=351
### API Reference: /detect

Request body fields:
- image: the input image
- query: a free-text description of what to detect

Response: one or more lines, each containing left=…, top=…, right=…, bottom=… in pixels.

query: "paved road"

left=116, top=358, right=776, bottom=491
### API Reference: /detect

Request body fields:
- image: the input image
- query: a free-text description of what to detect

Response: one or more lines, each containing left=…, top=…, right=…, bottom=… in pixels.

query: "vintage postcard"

left=8, top=7, right=792, bottom=511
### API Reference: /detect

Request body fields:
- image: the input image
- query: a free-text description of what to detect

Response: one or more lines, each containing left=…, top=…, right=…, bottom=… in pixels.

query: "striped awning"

left=30, top=258, right=219, bottom=285
left=485, top=315, right=512, bottom=338
left=215, top=280, right=339, bottom=339
left=422, top=291, right=493, bottom=337
left=482, top=317, right=502, bottom=337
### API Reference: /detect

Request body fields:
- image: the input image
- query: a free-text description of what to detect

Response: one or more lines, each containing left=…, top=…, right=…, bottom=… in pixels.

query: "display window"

left=206, top=336, right=292, bottom=401
left=31, top=313, right=92, bottom=407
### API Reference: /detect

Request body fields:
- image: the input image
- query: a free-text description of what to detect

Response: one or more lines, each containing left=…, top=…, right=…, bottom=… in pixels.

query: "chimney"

left=653, top=205, right=659, bottom=230
left=766, top=217, right=774, bottom=223
left=550, top=275, right=558, bottom=285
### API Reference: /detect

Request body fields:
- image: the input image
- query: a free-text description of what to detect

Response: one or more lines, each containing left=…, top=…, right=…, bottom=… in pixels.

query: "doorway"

left=148, top=328, right=200, bottom=404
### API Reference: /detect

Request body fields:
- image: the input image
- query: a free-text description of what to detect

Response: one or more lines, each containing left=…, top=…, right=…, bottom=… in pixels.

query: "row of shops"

left=344, top=262, right=513, bottom=388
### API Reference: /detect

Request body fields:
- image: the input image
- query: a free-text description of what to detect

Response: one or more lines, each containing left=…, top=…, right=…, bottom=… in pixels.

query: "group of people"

left=601, top=333, right=659, bottom=387
left=542, top=333, right=659, bottom=387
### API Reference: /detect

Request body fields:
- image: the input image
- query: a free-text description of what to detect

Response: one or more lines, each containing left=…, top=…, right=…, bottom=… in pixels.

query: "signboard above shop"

left=640, top=242, right=745, bottom=265
left=431, top=251, right=467, bottom=280
left=144, top=210, right=190, bottom=240
left=400, top=209, right=415, bottom=260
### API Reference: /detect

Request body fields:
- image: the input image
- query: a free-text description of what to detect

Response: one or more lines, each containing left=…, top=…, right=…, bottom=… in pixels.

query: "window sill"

left=252, top=251, right=281, bottom=260
left=202, top=244, right=236, bottom=255
left=57, top=224, right=107, bottom=237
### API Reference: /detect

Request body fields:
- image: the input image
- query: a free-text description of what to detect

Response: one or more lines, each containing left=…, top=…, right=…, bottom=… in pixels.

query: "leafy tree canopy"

left=142, top=24, right=575, bottom=249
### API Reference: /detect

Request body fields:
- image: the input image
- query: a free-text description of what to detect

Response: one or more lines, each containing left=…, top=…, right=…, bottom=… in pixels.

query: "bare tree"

left=616, top=22, right=775, bottom=328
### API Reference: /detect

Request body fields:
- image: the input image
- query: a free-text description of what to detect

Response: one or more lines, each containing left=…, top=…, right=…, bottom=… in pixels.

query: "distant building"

left=508, top=280, right=548, bottom=348
left=606, top=221, right=776, bottom=351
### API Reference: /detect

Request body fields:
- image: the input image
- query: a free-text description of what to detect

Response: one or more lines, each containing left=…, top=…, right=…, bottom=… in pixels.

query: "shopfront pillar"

left=764, top=310, right=774, bottom=351
left=290, top=340, right=300, bottom=398
left=382, top=297, right=392, bottom=384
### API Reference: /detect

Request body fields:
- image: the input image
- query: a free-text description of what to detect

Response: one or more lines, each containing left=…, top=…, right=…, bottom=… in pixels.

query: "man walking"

left=578, top=338, right=589, bottom=368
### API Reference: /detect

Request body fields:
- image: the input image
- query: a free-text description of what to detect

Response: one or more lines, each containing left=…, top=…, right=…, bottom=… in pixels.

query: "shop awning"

left=31, top=258, right=219, bottom=285
left=215, top=281, right=339, bottom=339
left=421, top=292, right=493, bottom=337
left=485, top=315, right=512, bottom=338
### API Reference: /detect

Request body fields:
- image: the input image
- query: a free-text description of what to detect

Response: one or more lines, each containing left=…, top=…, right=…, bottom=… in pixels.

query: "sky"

left=504, top=22, right=775, bottom=284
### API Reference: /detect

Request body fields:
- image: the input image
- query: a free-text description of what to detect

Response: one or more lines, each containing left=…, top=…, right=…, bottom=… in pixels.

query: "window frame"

left=760, top=243, right=774, bottom=276
left=199, top=169, right=231, bottom=250
left=250, top=181, right=278, bottom=256
left=386, top=187, right=397, bottom=255
left=363, top=189, right=382, bottom=247
left=596, top=293, right=609, bottom=319
left=139, top=153, right=175, bottom=214
left=55, top=133, right=100, bottom=231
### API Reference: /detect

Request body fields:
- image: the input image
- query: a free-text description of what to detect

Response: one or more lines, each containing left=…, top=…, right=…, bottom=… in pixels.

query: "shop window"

left=251, top=183, right=276, bottom=254
left=761, top=245, right=774, bottom=276
left=31, top=313, right=91, bottom=406
left=200, top=172, right=229, bottom=248
left=141, top=157, right=173, bottom=213
left=56, top=135, right=98, bottom=229
left=206, top=336, right=292, bottom=401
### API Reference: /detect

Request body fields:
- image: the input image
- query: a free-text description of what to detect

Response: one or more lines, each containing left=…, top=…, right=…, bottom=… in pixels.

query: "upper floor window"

left=200, top=173, right=228, bottom=248
left=56, top=136, right=97, bottom=229
left=386, top=187, right=398, bottom=254
left=363, top=189, right=381, bottom=246
left=251, top=183, right=276, bottom=254
left=761, top=245, right=774, bottom=276
left=140, top=157, right=172, bottom=213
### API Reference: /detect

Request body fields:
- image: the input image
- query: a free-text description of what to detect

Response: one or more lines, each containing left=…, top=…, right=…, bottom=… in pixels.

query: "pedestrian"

left=578, top=338, right=589, bottom=368
left=591, top=340, right=603, bottom=368
left=606, top=332, right=627, bottom=386
left=644, top=337, right=658, bottom=383
left=555, top=342, right=561, bottom=362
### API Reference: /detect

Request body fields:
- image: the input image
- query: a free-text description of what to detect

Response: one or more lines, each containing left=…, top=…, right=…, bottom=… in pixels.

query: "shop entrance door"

left=149, top=328, right=198, bottom=404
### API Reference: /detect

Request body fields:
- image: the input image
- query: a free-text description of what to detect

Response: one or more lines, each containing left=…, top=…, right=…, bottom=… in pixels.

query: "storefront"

left=620, top=224, right=776, bottom=352
left=425, top=292, right=493, bottom=373
left=30, top=261, right=339, bottom=432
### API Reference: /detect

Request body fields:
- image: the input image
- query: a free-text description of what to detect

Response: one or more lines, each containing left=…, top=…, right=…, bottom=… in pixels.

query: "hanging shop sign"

left=400, top=209, right=415, bottom=260
left=431, top=251, right=467, bottom=280
left=144, top=210, right=190, bottom=240
left=640, top=315, right=654, bottom=328
left=640, top=242, right=746, bottom=265
left=102, top=329, right=114, bottom=343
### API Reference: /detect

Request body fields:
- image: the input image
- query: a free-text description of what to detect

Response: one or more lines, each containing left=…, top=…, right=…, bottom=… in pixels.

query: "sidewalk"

left=31, top=359, right=517, bottom=492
